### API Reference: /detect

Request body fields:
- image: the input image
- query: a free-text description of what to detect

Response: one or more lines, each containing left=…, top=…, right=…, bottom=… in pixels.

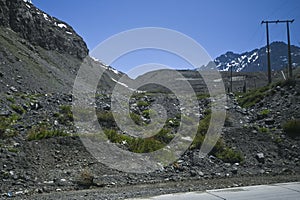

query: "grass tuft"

left=0, top=115, right=19, bottom=139
left=282, top=119, right=300, bottom=138
left=27, top=124, right=69, bottom=141
left=10, top=104, right=26, bottom=115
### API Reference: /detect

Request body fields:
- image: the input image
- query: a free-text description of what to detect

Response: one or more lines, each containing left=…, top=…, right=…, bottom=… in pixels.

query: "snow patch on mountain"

left=108, top=68, right=119, bottom=75
left=111, top=78, right=129, bottom=88
left=91, top=57, right=120, bottom=75
left=23, top=0, right=32, bottom=4
left=213, top=42, right=300, bottom=72
left=57, top=23, right=67, bottom=29
left=215, top=51, right=259, bottom=72
left=43, top=13, right=50, bottom=22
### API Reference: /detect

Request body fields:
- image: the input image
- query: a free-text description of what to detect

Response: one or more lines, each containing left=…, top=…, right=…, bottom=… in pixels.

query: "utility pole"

left=286, top=20, right=294, bottom=78
left=261, top=20, right=294, bottom=83
left=230, top=65, right=233, bottom=93
left=261, top=21, right=272, bottom=84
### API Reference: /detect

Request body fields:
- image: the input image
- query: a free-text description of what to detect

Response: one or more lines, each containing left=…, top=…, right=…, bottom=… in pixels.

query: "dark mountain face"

left=214, top=42, right=300, bottom=72
left=0, top=0, right=88, bottom=59
left=0, top=0, right=125, bottom=94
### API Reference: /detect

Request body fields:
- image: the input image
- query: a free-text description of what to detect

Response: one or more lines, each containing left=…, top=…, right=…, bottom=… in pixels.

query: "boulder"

left=256, top=153, right=265, bottom=164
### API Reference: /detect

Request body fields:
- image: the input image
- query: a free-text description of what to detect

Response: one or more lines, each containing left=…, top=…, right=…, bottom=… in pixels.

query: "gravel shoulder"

left=24, top=174, right=300, bottom=200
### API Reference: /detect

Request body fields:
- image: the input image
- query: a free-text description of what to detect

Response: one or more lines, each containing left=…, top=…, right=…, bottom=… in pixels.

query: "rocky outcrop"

left=0, top=0, right=88, bottom=59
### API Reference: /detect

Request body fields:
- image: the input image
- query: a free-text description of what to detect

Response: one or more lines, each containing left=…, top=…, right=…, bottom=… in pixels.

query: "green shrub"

left=166, top=117, right=180, bottom=127
left=258, top=126, right=270, bottom=133
left=259, top=109, right=270, bottom=116
left=216, top=147, right=244, bottom=164
left=190, top=133, right=205, bottom=150
left=129, top=138, right=164, bottom=153
left=0, top=115, right=19, bottom=138
left=196, top=93, right=210, bottom=100
left=153, top=128, right=174, bottom=144
left=96, top=111, right=114, bottom=122
left=210, top=138, right=226, bottom=154
left=274, top=136, right=283, bottom=144
left=104, top=129, right=132, bottom=144
left=236, top=80, right=296, bottom=108
left=130, top=112, right=143, bottom=125
left=236, top=83, right=275, bottom=108
left=142, top=110, right=150, bottom=118
left=209, top=138, right=244, bottom=163
left=104, top=129, right=165, bottom=153
left=53, top=112, right=60, bottom=118
left=58, top=105, right=73, bottom=124
left=27, top=125, right=69, bottom=141
left=10, top=104, right=25, bottom=114
left=142, top=109, right=157, bottom=118
left=6, top=96, right=15, bottom=103
left=137, top=101, right=150, bottom=107
left=283, top=119, right=300, bottom=138
left=237, top=91, right=264, bottom=108
left=189, top=111, right=244, bottom=163
left=190, top=112, right=211, bottom=149
left=7, top=147, right=19, bottom=153
left=60, top=105, right=72, bottom=113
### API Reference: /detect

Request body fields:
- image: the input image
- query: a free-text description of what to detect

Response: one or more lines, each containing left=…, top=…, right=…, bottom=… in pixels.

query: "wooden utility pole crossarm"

left=262, top=20, right=294, bottom=24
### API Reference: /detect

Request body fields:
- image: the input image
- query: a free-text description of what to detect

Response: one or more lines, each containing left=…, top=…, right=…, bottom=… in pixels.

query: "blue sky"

left=33, top=0, right=300, bottom=74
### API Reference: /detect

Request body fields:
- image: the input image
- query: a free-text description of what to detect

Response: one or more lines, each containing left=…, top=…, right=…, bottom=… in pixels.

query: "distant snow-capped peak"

left=213, top=42, right=300, bottom=72
left=215, top=51, right=259, bottom=72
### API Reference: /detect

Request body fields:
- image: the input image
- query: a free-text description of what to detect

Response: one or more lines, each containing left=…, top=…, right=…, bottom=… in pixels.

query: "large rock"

left=256, top=153, right=265, bottom=164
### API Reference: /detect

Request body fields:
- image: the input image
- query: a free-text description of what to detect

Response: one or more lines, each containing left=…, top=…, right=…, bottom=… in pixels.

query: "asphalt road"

left=128, top=182, right=300, bottom=200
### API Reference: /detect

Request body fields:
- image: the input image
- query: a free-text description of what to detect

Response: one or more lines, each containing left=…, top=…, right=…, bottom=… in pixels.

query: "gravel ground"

left=21, top=174, right=300, bottom=200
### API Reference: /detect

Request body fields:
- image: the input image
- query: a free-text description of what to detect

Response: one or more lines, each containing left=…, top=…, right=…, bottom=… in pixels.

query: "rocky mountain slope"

left=214, top=41, right=300, bottom=72
left=0, top=0, right=125, bottom=94
left=0, top=0, right=88, bottom=59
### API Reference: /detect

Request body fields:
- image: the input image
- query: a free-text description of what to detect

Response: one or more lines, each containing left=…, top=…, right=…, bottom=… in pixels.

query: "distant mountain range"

left=213, top=41, right=300, bottom=72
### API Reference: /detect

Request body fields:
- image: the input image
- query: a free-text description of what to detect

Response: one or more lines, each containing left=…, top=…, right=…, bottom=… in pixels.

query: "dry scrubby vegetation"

left=76, top=168, right=95, bottom=189
left=2, top=93, right=245, bottom=164
left=237, top=79, right=296, bottom=108
left=237, top=84, right=273, bottom=108
left=102, top=106, right=244, bottom=164
left=236, top=79, right=300, bottom=138
left=25, top=105, right=72, bottom=141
